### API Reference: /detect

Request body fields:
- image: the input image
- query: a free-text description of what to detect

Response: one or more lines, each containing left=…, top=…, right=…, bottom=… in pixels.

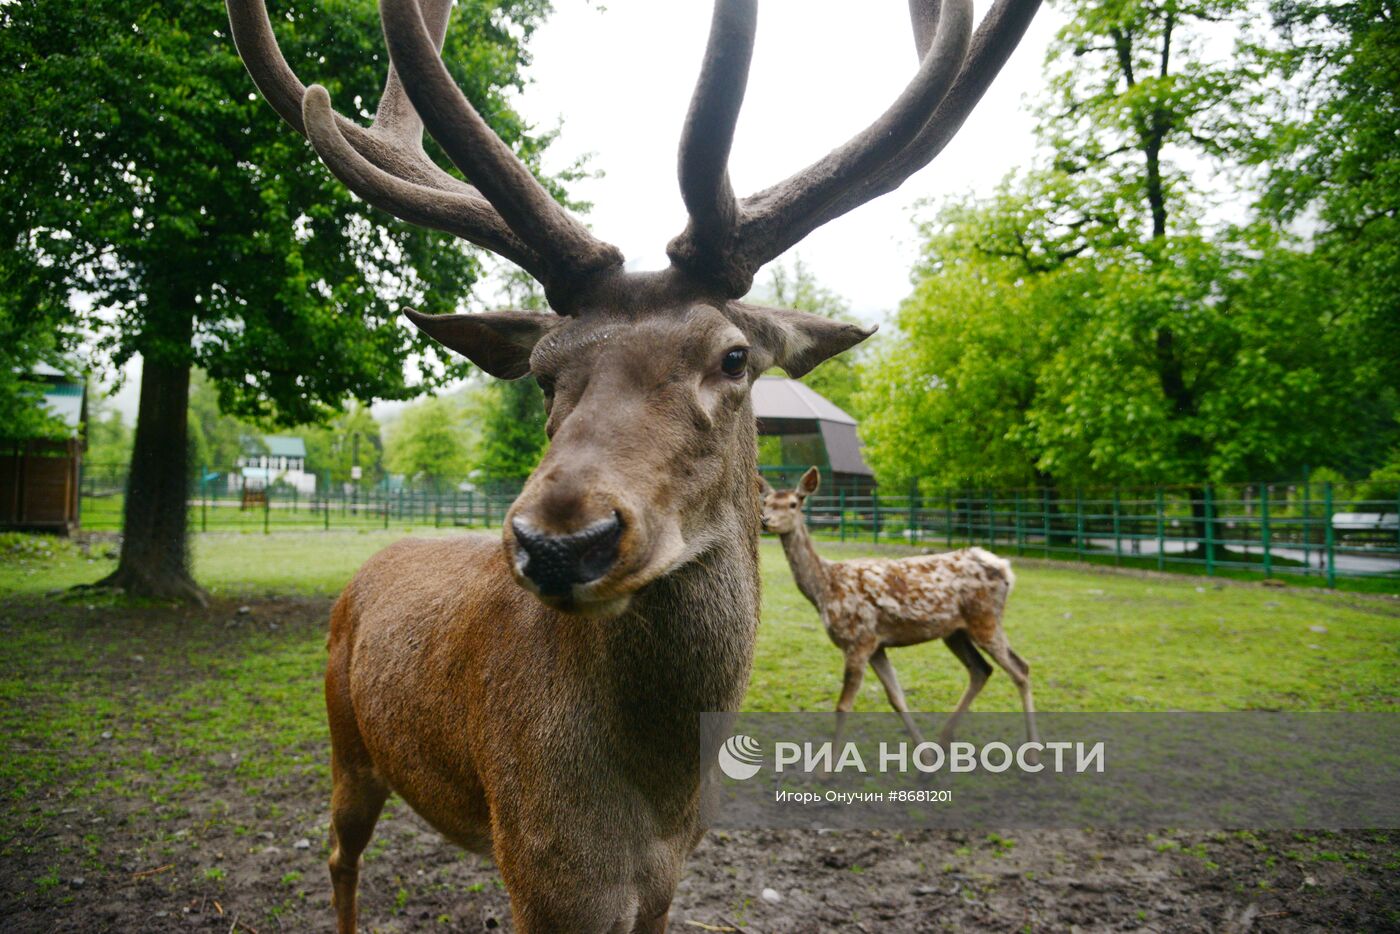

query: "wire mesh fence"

left=78, top=465, right=1398, bottom=586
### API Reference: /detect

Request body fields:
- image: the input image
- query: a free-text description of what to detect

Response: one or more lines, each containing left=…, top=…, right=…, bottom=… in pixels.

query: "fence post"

left=1111, top=490, right=1122, bottom=566
left=908, top=478, right=918, bottom=545
left=1014, top=492, right=1024, bottom=556
left=1042, top=489, right=1051, bottom=557
left=839, top=489, right=846, bottom=542
left=201, top=464, right=208, bottom=533
left=384, top=484, right=390, bottom=529
left=1261, top=485, right=1271, bottom=579
left=1324, top=482, right=1335, bottom=588
left=946, top=491, right=954, bottom=548
left=1204, top=486, right=1215, bottom=576
left=872, top=491, right=880, bottom=545
left=324, top=472, right=330, bottom=531
left=1155, top=487, right=1165, bottom=571
left=987, top=493, right=996, bottom=548
left=1075, top=490, right=1084, bottom=560
left=264, top=486, right=271, bottom=535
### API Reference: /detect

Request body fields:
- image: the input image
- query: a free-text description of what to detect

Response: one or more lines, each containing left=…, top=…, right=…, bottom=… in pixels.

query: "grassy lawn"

left=3, top=529, right=1397, bottom=715
left=1, top=529, right=1396, bottom=928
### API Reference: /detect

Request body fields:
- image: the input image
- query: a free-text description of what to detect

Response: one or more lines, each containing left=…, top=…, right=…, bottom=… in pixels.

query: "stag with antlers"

left=761, top=468, right=1040, bottom=753
left=225, top=0, right=1040, bottom=930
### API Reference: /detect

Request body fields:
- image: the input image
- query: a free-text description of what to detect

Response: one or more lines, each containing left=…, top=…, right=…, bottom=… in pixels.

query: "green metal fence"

left=78, top=465, right=1398, bottom=585
left=796, top=483, right=1398, bottom=586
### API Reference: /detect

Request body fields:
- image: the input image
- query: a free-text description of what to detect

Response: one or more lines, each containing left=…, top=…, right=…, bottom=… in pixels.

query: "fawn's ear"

left=758, top=474, right=774, bottom=496
left=797, top=466, right=821, bottom=498
left=404, top=307, right=559, bottom=380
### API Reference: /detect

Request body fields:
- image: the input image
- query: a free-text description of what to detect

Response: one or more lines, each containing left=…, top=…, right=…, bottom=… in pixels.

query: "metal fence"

left=78, top=465, right=1399, bottom=586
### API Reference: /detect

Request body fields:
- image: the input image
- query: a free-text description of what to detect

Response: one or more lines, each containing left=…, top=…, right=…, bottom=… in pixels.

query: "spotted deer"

left=226, top=0, right=1041, bottom=930
left=761, top=467, right=1039, bottom=752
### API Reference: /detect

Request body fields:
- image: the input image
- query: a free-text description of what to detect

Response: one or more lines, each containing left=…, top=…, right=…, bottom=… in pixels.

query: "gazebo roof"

left=752, top=376, right=872, bottom=478
left=752, top=376, right=855, bottom=425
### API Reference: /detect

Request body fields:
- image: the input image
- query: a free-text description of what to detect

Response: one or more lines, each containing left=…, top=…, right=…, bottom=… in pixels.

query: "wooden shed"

left=0, top=368, right=86, bottom=533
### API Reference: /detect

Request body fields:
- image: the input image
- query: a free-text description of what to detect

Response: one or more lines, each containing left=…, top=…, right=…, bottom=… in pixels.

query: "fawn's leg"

left=939, top=630, right=992, bottom=746
left=831, top=644, right=874, bottom=756
left=973, top=630, right=1040, bottom=749
left=869, top=647, right=927, bottom=746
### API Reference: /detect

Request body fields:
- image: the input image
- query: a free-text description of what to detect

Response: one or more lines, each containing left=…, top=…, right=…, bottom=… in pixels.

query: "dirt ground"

left=1, top=597, right=1396, bottom=933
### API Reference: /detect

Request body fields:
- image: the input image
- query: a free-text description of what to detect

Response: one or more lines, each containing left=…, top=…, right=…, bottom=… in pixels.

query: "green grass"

left=3, top=529, right=1396, bottom=714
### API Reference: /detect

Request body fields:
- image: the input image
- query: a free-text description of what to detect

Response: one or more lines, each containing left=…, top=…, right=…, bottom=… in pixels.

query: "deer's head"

left=228, top=0, right=1038, bottom=616
left=760, top=467, right=821, bottom=535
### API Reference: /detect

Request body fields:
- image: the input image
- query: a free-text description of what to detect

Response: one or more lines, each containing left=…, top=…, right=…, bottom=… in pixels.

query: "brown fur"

left=761, top=468, right=1039, bottom=749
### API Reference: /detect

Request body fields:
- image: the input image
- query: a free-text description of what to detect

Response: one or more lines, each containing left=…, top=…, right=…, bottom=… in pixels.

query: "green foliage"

left=384, top=396, right=470, bottom=488
left=471, top=379, right=548, bottom=485
left=1253, top=0, right=1400, bottom=430
left=84, top=386, right=134, bottom=467
left=861, top=0, right=1396, bottom=491
left=0, top=0, right=561, bottom=422
left=753, top=258, right=867, bottom=416
left=188, top=371, right=256, bottom=471
left=857, top=183, right=1064, bottom=490
left=301, top=403, right=383, bottom=487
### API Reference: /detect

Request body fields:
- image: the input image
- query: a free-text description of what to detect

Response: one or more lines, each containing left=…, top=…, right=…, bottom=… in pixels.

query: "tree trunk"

left=92, top=334, right=206, bottom=604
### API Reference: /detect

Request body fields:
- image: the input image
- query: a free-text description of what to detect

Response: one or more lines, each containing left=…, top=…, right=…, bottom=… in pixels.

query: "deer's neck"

left=780, top=521, right=829, bottom=610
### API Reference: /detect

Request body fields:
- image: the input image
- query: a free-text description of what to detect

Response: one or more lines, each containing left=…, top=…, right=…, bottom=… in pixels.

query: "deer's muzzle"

left=510, top=513, right=623, bottom=598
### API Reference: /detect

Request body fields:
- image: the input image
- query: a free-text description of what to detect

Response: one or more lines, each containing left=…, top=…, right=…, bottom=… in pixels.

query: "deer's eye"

left=721, top=347, right=749, bottom=379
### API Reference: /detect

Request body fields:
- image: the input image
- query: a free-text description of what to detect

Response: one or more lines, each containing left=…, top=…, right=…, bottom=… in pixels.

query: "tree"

left=472, top=380, right=549, bottom=487
left=303, top=403, right=383, bottom=488
left=188, top=371, right=255, bottom=472
left=861, top=0, right=1385, bottom=536
left=1253, top=0, right=1400, bottom=459
left=84, top=387, right=135, bottom=468
left=753, top=257, right=867, bottom=416
left=857, top=182, right=1070, bottom=490
left=385, top=396, right=470, bottom=489
left=0, top=0, right=563, bottom=601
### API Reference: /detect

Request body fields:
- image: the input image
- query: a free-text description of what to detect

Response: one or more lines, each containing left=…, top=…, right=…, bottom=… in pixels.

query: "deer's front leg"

left=831, top=643, right=874, bottom=756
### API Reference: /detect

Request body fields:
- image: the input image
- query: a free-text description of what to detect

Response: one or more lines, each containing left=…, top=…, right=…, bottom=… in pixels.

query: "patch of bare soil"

left=0, top=598, right=1395, bottom=933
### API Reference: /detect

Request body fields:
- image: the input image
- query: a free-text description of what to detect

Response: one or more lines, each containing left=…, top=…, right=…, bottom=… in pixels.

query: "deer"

left=225, top=0, right=1041, bottom=930
left=760, top=468, right=1039, bottom=756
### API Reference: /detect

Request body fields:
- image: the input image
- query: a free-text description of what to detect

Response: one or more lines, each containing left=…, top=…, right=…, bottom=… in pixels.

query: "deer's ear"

left=738, top=306, right=877, bottom=379
left=404, top=308, right=559, bottom=380
left=758, top=474, right=774, bottom=496
left=797, top=466, right=821, bottom=497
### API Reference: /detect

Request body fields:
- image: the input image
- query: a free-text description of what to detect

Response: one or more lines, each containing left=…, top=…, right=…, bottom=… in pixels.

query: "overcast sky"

left=110, top=2, right=1062, bottom=420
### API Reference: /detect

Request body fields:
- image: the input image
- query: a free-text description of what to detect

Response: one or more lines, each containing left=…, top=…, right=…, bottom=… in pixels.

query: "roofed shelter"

left=1, top=365, right=87, bottom=533
left=753, top=376, right=874, bottom=495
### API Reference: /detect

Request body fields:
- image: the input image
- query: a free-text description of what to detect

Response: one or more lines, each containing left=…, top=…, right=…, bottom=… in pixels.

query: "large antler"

left=668, top=0, right=1042, bottom=298
left=225, top=0, right=622, bottom=311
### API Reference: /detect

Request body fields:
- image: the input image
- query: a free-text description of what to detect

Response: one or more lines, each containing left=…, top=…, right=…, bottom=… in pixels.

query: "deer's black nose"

left=511, top=513, right=623, bottom=596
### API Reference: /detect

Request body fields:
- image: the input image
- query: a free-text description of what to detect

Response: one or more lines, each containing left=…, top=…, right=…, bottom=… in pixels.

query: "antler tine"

left=227, top=0, right=549, bottom=280
left=302, top=88, right=546, bottom=276
left=667, top=0, right=975, bottom=296
left=378, top=0, right=624, bottom=297
left=669, top=0, right=759, bottom=295
left=815, top=0, right=1045, bottom=226
left=729, top=0, right=974, bottom=284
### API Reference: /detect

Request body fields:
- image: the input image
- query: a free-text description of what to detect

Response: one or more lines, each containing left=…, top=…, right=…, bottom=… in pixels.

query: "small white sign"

left=351, top=466, right=362, bottom=480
